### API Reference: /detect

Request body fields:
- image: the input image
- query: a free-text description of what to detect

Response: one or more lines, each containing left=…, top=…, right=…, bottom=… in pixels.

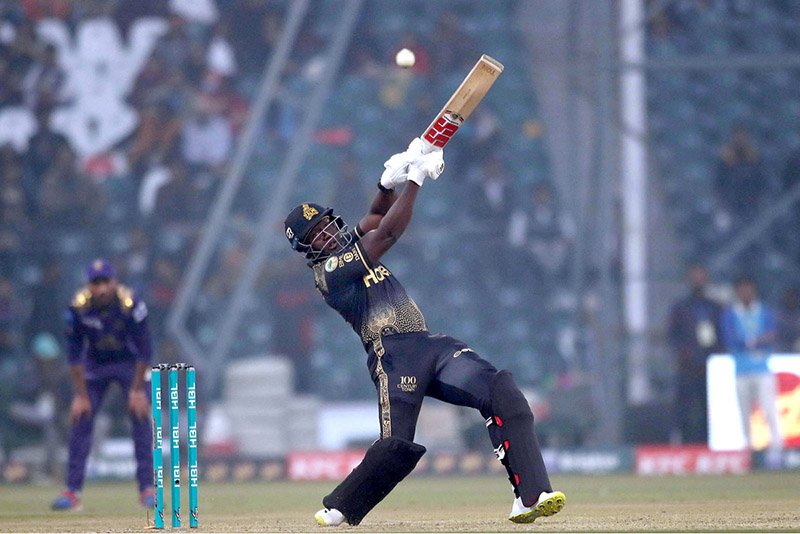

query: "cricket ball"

left=395, top=48, right=415, bottom=68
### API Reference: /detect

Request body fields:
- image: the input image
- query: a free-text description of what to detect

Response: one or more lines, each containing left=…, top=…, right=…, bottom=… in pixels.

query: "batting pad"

left=323, top=436, right=427, bottom=525
left=490, top=370, right=552, bottom=507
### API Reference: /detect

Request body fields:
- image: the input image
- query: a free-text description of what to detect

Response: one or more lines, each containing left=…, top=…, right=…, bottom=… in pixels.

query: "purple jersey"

left=65, top=285, right=152, bottom=374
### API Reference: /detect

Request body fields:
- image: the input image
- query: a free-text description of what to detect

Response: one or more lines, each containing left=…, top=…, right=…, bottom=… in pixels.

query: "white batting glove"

left=407, top=164, right=426, bottom=187
left=380, top=152, right=411, bottom=190
left=406, top=137, right=444, bottom=180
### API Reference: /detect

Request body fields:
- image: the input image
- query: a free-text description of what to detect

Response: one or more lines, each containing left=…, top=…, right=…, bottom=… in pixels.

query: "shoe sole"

left=314, top=513, right=328, bottom=526
left=509, top=491, right=566, bottom=524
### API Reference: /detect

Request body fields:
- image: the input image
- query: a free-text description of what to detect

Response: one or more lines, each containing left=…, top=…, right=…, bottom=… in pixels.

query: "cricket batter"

left=51, top=260, right=155, bottom=511
left=284, top=139, right=565, bottom=526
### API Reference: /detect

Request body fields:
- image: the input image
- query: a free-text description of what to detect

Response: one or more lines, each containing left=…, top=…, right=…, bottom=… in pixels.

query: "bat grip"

left=419, top=138, right=441, bottom=155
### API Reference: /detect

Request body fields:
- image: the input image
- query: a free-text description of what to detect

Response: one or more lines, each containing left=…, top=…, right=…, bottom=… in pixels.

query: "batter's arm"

left=356, top=186, right=398, bottom=235
left=358, top=183, right=419, bottom=262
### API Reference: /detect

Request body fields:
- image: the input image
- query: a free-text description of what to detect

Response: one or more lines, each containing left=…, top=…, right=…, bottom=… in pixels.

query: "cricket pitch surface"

left=2, top=472, right=799, bottom=532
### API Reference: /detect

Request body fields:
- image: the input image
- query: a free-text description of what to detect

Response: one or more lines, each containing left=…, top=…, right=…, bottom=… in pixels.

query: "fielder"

left=51, top=260, right=155, bottom=511
left=284, top=139, right=565, bottom=526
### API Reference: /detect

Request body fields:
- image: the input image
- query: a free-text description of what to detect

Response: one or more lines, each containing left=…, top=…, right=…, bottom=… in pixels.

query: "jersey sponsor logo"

left=286, top=227, right=294, bottom=239
left=363, top=265, right=392, bottom=288
left=422, top=110, right=463, bottom=148
left=398, top=376, right=417, bottom=393
left=302, top=204, right=319, bottom=220
left=325, top=257, right=338, bottom=272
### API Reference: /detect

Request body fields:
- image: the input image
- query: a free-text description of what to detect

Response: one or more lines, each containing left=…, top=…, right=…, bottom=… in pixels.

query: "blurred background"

left=1, top=0, right=799, bottom=483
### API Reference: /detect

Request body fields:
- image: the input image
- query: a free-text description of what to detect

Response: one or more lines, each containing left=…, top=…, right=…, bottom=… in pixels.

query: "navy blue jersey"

left=65, top=285, right=152, bottom=370
left=311, top=228, right=427, bottom=348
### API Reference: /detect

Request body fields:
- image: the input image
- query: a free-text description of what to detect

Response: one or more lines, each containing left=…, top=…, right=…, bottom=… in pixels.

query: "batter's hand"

left=408, top=138, right=444, bottom=181
left=128, top=388, right=150, bottom=421
left=70, top=394, right=92, bottom=424
left=380, top=152, right=411, bottom=190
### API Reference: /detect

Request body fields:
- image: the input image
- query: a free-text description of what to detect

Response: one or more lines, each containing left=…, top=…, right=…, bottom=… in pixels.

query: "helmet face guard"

left=284, top=203, right=353, bottom=263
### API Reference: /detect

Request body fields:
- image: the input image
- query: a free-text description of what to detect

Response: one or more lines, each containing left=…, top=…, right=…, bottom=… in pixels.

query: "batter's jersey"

left=311, top=228, right=427, bottom=348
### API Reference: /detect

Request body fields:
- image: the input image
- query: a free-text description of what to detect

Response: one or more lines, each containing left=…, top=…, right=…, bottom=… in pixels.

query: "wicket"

left=151, top=363, right=199, bottom=529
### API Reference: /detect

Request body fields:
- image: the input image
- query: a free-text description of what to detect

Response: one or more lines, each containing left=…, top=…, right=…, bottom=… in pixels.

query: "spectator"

left=667, top=264, right=723, bottom=444
left=180, top=96, right=233, bottom=171
left=270, top=260, right=316, bottom=393
left=207, top=20, right=237, bottom=78
left=429, top=11, right=476, bottom=73
left=38, top=145, right=102, bottom=227
left=776, top=287, right=800, bottom=352
left=720, top=275, right=783, bottom=461
left=714, top=125, right=764, bottom=227
left=468, top=157, right=513, bottom=227
left=26, top=259, right=65, bottom=348
left=0, top=276, right=21, bottom=360
left=24, top=107, right=69, bottom=194
left=152, top=15, right=191, bottom=73
left=330, top=153, right=369, bottom=223
left=781, top=145, right=800, bottom=240
left=127, top=101, right=182, bottom=174
left=22, top=42, right=65, bottom=110
left=508, top=182, right=575, bottom=280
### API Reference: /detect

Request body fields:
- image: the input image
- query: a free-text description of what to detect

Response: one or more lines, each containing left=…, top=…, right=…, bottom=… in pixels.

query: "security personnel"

left=51, top=260, right=155, bottom=511
left=284, top=139, right=565, bottom=526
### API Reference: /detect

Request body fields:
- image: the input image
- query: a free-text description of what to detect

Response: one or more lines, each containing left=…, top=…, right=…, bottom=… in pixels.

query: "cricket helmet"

left=284, top=202, right=352, bottom=263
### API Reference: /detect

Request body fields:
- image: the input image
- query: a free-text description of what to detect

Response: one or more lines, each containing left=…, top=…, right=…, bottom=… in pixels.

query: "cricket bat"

left=421, top=54, right=504, bottom=152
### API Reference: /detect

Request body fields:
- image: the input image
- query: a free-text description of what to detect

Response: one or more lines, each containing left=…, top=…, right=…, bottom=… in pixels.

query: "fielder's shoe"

left=140, top=487, right=156, bottom=509
left=508, top=490, right=566, bottom=523
left=315, top=507, right=346, bottom=526
left=51, top=490, right=82, bottom=511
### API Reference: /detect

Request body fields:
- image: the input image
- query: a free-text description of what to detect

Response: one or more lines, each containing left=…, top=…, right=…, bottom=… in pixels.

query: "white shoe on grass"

left=315, top=508, right=345, bottom=526
left=508, top=490, right=566, bottom=523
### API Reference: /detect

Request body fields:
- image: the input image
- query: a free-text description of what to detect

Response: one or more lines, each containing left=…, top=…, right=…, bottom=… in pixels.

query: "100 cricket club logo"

left=423, top=110, right=464, bottom=148
left=398, top=376, right=417, bottom=392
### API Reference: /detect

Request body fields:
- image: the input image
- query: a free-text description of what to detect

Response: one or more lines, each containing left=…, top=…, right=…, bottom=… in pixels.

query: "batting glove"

left=380, top=151, right=411, bottom=190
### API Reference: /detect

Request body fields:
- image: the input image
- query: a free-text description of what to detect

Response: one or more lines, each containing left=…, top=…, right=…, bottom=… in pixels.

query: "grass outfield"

left=2, top=472, right=799, bottom=532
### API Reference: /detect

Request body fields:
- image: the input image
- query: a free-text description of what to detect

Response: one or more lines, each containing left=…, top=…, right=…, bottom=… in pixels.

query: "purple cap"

left=86, top=259, right=116, bottom=281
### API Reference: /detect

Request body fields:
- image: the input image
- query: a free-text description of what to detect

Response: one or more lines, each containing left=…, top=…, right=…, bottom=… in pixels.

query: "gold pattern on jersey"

left=373, top=337, right=392, bottom=438
left=302, top=204, right=318, bottom=220
left=361, top=298, right=426, bottom=344
left=117, top=286, right=134, bottom=310
left=453, top=348, right=475, bottom=358
left=71, top=286, right=92, bottom=311
left=312, top=263, right=329, bottom=293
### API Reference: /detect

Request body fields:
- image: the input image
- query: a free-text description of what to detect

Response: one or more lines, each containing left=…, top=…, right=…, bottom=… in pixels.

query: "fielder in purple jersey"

left=51, top=260, right=155, bottom=511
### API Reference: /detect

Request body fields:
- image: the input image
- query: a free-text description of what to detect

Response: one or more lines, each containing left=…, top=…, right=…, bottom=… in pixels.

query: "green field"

left=2, top=473, right=800, bottom=532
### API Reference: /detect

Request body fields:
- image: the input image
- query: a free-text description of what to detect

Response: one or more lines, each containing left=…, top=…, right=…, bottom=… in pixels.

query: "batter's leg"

left=427, top=346, right=564, bottom=521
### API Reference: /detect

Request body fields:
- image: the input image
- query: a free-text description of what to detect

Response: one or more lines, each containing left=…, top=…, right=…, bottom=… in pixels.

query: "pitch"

left=2, top=472, right=799, bottom=532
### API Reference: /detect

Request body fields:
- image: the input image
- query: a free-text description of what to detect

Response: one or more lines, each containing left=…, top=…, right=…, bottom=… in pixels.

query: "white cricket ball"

left=395, top=48, right=415, bottom=68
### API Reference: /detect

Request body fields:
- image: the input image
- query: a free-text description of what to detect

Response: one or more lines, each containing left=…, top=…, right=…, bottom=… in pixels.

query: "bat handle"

left=419, top=138, right=441, bottom=155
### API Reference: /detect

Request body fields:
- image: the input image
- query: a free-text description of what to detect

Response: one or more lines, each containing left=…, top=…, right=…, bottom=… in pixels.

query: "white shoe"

left=315, top=508, right=346, bottom=526
left=508, top=491, right=566, bottom=523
